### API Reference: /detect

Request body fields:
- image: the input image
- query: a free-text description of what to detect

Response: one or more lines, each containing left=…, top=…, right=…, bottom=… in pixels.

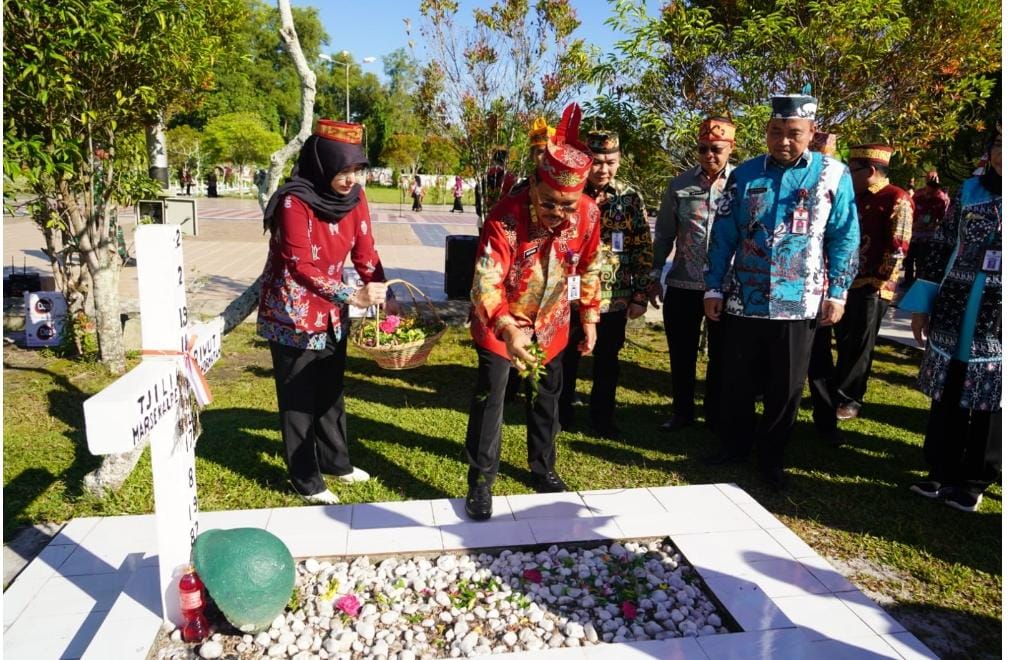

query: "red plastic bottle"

left=179, top=566, right=210, bottom=642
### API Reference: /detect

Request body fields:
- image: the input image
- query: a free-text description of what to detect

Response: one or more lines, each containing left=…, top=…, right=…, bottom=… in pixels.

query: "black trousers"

left=923, top=360, right=1002, bottom=495
left=452, top=197, right=464, bottom=212
left=807, top=325, right=838, bottom=433
left=834, top=286, right=888, bottom=407
left=269, top=332, right=353, bottom=496
left=412, top=194, right=423, bottom=211
left=720, top=314, right=818, bottom=470
left=904, top=238, right=927, bottom=285
left=465, top=347, right=563, bottom=488
left=663, top=287, right=723, bottom=424
left=560, top=310, right=628, bottom=427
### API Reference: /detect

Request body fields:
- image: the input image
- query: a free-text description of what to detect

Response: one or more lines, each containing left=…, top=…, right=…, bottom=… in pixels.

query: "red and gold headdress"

left=698, top=117, right=736, bottom=143
left=849, top=143, right=894, bottom=167
left=536, top=103, right=592, bottom=192
left=314, top=119, right=364, bottom=145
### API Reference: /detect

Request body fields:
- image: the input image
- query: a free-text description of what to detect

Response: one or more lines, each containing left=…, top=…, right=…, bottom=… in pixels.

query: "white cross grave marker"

left=84, top=225, right=223, bottom=626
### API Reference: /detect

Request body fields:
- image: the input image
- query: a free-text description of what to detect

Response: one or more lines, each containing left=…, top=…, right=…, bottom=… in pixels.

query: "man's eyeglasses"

left=538, top=200, right=578, bottom=214
left=697, top=145, right=726, bottom=155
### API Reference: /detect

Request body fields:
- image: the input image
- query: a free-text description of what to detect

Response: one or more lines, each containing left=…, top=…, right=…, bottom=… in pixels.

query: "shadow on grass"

left=2, top=365, right=103, bottom=539
left=890, top=601, right=1002, bottom=660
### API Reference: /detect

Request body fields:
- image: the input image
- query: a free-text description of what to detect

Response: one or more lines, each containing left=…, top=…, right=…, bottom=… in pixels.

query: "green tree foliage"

left=381, top=133, right=424, bottom=179
left=165, top=126, right=205, bottom=181
left=173, top=0, right=327, bottom=138
left=594, top=0, right=1001, bottom=203
left=202, top=112, right=285, bottom=175
left=421, top=135, right=461, bottom=203
left=3, top=0, right=243, bottom=372
left=315, top=55, right=386, bottom=162
left=417, top=0, right=594, bottom=218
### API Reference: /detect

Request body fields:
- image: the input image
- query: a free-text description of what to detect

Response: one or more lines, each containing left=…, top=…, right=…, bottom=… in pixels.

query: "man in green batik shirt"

left=559, top=129, right=654, bottom=439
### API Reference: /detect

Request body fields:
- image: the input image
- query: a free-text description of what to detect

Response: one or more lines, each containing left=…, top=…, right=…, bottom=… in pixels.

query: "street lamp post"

left=321, top=52, right=377, bottom=123
left=340, top=50, right=350, bottom=123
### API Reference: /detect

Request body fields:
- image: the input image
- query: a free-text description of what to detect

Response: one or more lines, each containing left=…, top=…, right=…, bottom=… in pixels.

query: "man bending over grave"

left=464, top=103, right=601, bottom=520
left=258, top=119, right=392, bottom=505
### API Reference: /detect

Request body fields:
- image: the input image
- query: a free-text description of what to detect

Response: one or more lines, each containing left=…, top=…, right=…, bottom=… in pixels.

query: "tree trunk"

left=208, top=0, right=319, bottom=335
left=90, top=260, right=125, bottom=374
left=146, top=117, right=170, bottom=190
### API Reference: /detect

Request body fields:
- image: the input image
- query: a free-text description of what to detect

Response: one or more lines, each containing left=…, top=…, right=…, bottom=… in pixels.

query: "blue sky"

left=292, top=0, right=659, bottom=80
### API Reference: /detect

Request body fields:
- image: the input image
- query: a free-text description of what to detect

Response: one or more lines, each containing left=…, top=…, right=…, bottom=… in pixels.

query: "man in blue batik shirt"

left=702, top=93, right=860, bottom=490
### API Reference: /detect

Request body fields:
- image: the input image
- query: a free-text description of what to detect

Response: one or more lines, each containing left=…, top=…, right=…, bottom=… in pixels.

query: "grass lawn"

left=2, top=323, right=1001, bottom=658
left=361, top=184, right=478, bottom=207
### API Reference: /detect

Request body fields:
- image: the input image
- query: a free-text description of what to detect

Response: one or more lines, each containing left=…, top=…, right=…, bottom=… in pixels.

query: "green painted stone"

left=192, top=527, right=296, bottom=633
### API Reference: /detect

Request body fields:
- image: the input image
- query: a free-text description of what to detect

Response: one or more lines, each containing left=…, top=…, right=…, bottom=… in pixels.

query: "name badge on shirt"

left=791, top=207, right=809, bottom=235
left=611, top=231, right=624, bottom=253
left=567, top=275, right=581, bottom=301
left=982, top=250, right=1001, bottom=272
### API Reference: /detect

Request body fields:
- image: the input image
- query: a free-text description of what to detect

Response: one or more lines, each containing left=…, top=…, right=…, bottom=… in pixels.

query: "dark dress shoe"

left=659, top=415, right=693, bottom=432
left=702, top=450, right=746, bottom=467
left=532, top=471, right=569, bottom=493
left=465, top=484, right=493, bottom=520
left=836, top=402, right=860, bottom=420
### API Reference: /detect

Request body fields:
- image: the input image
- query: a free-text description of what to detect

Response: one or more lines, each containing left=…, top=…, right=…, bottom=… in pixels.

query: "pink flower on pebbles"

left=522, top=569, right=543, bottom=584
left=335, top=594, right=361, bottom=617
left=621, top=600, right=638, bottom=619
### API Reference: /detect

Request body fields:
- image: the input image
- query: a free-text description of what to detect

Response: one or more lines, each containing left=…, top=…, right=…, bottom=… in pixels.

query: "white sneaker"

left=302, top=489, right=340, bottom=505
left=336, top=466, right=370, bottom=484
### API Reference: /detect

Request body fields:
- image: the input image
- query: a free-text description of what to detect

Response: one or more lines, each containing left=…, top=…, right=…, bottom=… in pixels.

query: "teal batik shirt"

left=704, top=151, right=860, bottom=320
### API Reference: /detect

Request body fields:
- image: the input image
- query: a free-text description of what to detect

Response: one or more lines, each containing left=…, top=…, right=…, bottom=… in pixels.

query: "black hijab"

left=264, top=134, right=369, bottom=234
left=979, top=130, right=1001, bottom=196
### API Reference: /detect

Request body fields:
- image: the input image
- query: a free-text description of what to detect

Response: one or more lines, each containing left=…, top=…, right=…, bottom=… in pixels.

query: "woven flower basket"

left=350, top=278, right=446, bottom=370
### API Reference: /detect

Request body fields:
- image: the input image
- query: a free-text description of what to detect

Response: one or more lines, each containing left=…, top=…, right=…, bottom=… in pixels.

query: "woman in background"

left=901, top=124, right=1002, bottom=512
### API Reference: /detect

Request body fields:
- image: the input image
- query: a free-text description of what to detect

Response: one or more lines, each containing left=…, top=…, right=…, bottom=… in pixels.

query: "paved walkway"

left=2, top=197, right=919, bottom=349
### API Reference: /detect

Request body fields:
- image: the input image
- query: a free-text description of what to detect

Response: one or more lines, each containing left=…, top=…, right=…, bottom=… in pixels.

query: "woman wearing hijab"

left=451, top=175, right=465, bottom=213
left=258, top=119, right=390, bottom=505
left=411, top=174, right=424, bottom=212
left=901, top=123, right=1002, bottom=512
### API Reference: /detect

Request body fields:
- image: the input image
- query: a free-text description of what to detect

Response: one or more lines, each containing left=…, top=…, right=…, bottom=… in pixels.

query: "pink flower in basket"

left=335, top=594, right=361, bottom=617
left=379, top=315, right=401, bottom=334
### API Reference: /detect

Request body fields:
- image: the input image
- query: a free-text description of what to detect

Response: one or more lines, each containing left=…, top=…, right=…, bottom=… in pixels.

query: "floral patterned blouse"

left=257, top=191, right=386, bottom=350
left=586, top=180, right=655, bottom=313
left=470, top=182, right=602, bottom=363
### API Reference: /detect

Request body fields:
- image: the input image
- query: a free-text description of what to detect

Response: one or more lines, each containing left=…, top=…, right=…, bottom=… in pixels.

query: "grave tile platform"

left=3, top=484, right=937, bottom=659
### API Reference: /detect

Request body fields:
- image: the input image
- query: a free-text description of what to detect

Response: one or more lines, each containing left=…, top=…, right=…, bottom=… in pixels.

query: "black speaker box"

left=444, top=235, right=479, bottom=299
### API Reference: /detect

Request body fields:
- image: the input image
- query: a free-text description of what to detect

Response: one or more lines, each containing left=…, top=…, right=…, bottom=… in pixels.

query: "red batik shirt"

left=257, top=191, right=386, bottom=349
left=470, top=182, right=602, bottom=363
left=851, top=179, right=913, bottom=301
